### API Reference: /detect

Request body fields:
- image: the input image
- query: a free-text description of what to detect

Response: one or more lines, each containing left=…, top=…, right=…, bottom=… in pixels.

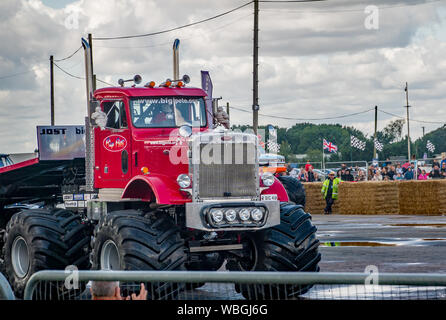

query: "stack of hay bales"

left=301, top=179, right=446, bottom=215
left=373, top=181, right=399, bottom=215
left=303, top=182, right=340, bottom=214
left=399, top=180, right=446, bottom=215
left=437, top=180, right=446, bottom=216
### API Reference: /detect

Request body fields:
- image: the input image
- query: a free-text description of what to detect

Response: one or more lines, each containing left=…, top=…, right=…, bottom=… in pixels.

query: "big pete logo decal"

left=103, top=135, right=127, bottom=152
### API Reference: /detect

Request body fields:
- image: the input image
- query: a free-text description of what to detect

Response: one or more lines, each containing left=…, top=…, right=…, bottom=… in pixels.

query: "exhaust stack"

left=173, top=39, right=180, bottom=80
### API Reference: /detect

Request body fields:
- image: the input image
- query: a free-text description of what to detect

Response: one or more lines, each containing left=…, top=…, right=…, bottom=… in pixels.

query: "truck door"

left=96, top=100, right=132, bottom=188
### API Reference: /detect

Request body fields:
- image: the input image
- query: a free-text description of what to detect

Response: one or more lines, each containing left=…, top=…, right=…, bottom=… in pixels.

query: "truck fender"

left=121, top=174, right=187, bottom=204
left=260, top=176, right=289, bottom=202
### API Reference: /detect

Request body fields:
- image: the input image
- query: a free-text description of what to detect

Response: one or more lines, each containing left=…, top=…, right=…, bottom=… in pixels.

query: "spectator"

left=337, top=169, right=343, bottom=180
left=441, top=162, right=446, bottom=179
left=441, top=154, right=446, bottom=168
left=429, top=165, right=442, bottom=179
left=418, top=169, right=428, bottom=180
left=305, top=161, right=313, bottom=172
left=356, top=170, right=366, bottom=182
left=395, top=163, right=403, bottom=175
left=387, top=165, right=395, bottom=181
left=432, top=159, right=440, bottom=169
left=321, top=171, right=340, bottom=215
left=90, top=281, right=147, bottom=300
left=343, top=169, right=354, bottom=181
left=394, top=172, right=404, bottom=180
left=299, top=167, right=307, bottom=182
left=381, top=167, right=388, bottom=179
left=367, top=165, right=375, bottom=181
left=307, top=166, right=317, bottom=182
left=404, top=167, right=414, bottom=180
left=372, top=171, right=382, bottom=181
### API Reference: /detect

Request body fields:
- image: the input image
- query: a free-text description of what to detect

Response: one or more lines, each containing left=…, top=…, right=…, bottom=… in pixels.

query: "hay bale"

left=399, top=180, right=446, bottom=216
left=302, top=179, right=446, bottom=215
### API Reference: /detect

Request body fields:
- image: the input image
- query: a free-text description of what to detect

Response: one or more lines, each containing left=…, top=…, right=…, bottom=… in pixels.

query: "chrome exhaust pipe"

left=173, top=39, right=180, bottom=80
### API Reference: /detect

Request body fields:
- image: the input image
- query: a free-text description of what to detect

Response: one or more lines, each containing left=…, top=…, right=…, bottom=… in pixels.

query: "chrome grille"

left=197, top=141, right=258, bottom=199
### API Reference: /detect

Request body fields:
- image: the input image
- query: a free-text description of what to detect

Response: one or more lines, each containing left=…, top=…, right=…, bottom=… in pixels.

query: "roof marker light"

left=144, top=81, right=156, bottom=88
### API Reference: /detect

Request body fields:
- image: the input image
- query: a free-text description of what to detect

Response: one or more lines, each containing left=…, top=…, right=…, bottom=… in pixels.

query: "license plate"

left=261, top=194, right=278, bottom=201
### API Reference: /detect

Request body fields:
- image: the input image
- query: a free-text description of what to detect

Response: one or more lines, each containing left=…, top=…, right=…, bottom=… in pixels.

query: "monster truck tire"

left=90, top=210, right=187, bottom=300
left=277, top=175, right=306, bottom=207
left=227, top=203, right=320, bottom=300
left=2, top=209, right=91, bottom=299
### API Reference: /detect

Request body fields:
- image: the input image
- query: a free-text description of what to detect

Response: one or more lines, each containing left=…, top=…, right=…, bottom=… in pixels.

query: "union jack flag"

left=323, top=139, right=338, bottom=153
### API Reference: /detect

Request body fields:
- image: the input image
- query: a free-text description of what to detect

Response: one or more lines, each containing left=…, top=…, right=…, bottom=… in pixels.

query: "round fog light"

left=239, top=208, right=251, bottom=221
left=177, top=174, right=191, bottom=188
left=251, top=208, right=263, bottom=221
left=210, top=209, right=224, bottom=223
left=225, top=209, right=237, bottom=222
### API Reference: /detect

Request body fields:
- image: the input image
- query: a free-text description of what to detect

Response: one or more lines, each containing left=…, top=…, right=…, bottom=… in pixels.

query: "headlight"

left=239, top=208, right=251, bottom=221
left=210, top=209, right=224, bottom=223
left=225, top=209, right=237, bottom=222
left=261, top=172, right=275, bottom=187
left=177, top=174, right=191, bottom=188
left=251, top=208, right=263, bottom=221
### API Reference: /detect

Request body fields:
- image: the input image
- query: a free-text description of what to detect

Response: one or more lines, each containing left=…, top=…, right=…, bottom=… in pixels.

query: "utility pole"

left=422, top=126, right=425, bottom=137
left=373, top=105, right=377, bottom=159
left=405, top=82, right=411, bottom=160
left=226, top=102, right=230, bottom=118
left=252, top=0, right=259, bottom=135
left=50, top=55, right=55, bottom=125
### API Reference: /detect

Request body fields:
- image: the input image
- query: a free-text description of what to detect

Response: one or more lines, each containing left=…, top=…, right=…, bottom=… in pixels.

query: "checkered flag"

left=350, top=135, right=366, bottom=151
left=374, top=138, right=383, bottom=152
left=267, top=140, right=280, bottom=153
left=426, top=140, right=435, bottom=153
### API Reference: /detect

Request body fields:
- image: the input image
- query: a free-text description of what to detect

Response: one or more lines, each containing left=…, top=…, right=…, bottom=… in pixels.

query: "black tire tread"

left=277, top=176, right=306, bottom=207
left=90, top=210, right=187, bottom=300
left=228, top=203, right=320, bottom=299
left=2, top=209, right=91, bottom=298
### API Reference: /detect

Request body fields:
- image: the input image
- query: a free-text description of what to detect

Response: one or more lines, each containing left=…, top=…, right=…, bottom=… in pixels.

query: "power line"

left=0, top=69, right=34, bottom=80
left=259, top=0, right=326, bottom=2
left=378, top=109, right=445, bottom=125
left=230, top=105, right=374, bottom=121
left=93, top=1, right=254, bottom=41
left=53, top=62, right=84, bottom=80
left=54, top=45, right=83, bottom=62
left=261, top=0, right=444, bottom=13
left=53, top=62, right=114, bottom=86
left=95, top=12, right=253, bottom=49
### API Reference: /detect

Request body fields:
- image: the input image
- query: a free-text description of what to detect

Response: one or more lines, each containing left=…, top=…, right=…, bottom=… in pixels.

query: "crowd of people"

left=280, top=154, right=446, bottom=182
left=367, top=155, right=446, bottom=181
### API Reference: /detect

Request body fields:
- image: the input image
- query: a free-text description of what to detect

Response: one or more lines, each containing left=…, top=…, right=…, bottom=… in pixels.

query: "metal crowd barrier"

left=0, top=272, right=15, bottom=300
left=23, top=270, right=446, bottom=301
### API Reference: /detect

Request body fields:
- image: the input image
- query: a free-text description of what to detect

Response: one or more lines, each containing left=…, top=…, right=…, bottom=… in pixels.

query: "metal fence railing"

left=0, top=272, right=15, bottom=300
left=22, top=270, right=446, bottom=301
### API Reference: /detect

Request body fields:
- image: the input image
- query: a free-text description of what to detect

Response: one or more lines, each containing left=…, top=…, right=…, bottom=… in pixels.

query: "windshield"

left=130, top=97, right=207, bottom=128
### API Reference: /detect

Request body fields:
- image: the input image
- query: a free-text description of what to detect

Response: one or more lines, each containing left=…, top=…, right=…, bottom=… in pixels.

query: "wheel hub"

left=100, top=240, right=121, bottom=270
left=11, top=236, right=30, bottom=278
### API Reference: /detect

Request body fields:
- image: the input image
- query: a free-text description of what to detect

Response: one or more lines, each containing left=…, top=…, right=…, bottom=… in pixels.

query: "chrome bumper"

left=185, top=200, right=280, bottom=231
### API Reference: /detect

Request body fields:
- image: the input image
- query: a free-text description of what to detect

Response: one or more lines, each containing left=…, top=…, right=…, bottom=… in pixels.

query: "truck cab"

left=91, top=80, right=286, bottom=231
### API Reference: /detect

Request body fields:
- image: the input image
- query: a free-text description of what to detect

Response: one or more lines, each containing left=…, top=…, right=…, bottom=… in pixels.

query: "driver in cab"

left=151, top=104, right=175, bottom=126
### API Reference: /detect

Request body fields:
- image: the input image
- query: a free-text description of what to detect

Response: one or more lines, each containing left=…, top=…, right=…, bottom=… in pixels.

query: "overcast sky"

left=0, top=0, right=445, bottom=153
